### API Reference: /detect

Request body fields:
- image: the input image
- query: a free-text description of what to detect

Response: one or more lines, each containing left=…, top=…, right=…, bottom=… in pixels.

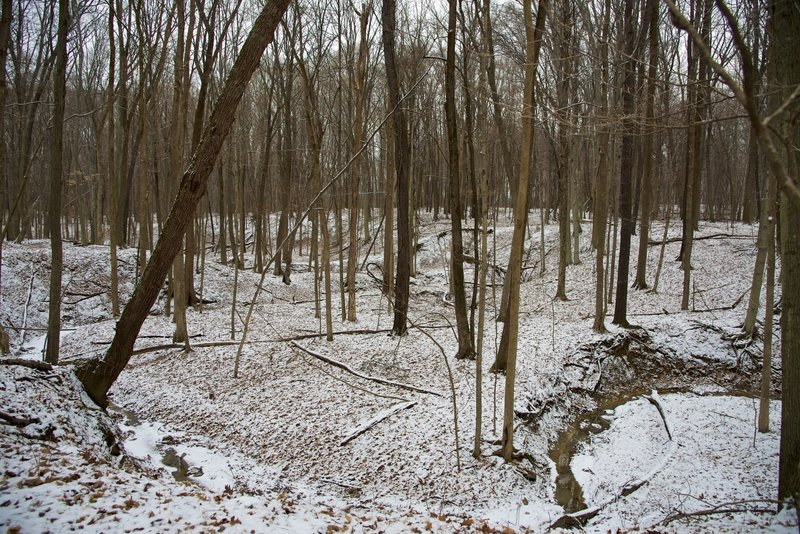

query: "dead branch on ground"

left=290, top=341, right=442, bottom=397
left=0, top=358, right=53, bottom=371
left=339, top=401, right=416, bottom=445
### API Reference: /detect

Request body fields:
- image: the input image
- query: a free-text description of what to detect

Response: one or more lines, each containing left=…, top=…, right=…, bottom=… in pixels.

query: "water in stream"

left=549, top=389, right=763, bottom=514
left=549, top=400, right=615, bottom=513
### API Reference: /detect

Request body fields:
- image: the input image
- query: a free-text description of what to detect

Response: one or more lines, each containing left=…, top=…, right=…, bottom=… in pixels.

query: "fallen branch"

left=549, top=505, right=602, bottom=529
left=130, top=341, right=242, bottom=354
left=646, top=390, right=673, bottom=441
left=290, top=341, right=442, bottom=397
left=277, top=328, right=391, bottom=342
left=340, top=401, right=416, bottom=445
left=620, top=392, right=676, bottom=496
left=63, top=290, right=104, bottom=304
left=0, top=358, right=53, bottom=371
left=0, top=411, right=39, bottom=427
left=648, top=233, right=753, bottom=246
left=93, top=329, right=393, bottom=355
left=658, top=499, right=785, bottom=527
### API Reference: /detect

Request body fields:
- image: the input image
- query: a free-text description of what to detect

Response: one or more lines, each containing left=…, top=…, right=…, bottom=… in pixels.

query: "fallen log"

left=290, top=341, right=442, bottom=397
left=340, top=401, right=416, bottom=445
left=0, top=411, right=39, bottom=427
left=0, top=358, right=53, bottom=372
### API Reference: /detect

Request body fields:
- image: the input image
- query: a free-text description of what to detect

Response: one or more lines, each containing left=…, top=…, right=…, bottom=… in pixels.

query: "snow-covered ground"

left=0, top=213, right=796, bottom=532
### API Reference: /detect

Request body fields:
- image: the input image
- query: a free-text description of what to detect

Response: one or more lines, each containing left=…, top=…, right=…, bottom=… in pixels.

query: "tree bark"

left=588, top=0, right=611, bottom=333
left=770, top=0, right=800, bottom=506
left=0, top=0, right=12, bottom=353
left=75, top=0, right=292, bottom=407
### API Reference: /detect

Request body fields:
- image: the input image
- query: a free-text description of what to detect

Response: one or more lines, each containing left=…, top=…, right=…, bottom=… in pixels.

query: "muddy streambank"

left=537, top=326, right=770, bottom=513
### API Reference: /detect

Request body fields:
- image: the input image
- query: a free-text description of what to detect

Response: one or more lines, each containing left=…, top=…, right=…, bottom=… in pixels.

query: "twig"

left=300, top=355, right=409, bottom=402
left=319, top=477, right=361, bottom=490
left=289, top=341, right=442, bottom=397
left=277, top=328, right=391, bottom=342
left=403, top=312, right=462, bottom=472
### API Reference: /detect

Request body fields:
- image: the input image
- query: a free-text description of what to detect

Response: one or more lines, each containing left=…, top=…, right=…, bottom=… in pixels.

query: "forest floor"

left=0, top=212, right=797, bottom=532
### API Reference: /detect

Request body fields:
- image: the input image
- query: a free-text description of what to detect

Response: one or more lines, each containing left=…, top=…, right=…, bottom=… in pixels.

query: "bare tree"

left=0, top=0, right=10, bottom=353
left=76, top=0, right=292, bottom=406
left=44, top=0, right=68, bottom=364
left=445, top=0, right=474, bottom=360
left=382, top=0, right=411, bottom=336
left=347, top=1, right=372, bottom=322
left=500, top=0, right=548, bottom=462
left=666, top=0, right=800, bottom=507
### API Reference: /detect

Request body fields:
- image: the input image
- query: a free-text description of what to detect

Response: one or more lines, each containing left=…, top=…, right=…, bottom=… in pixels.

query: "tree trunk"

left=321, top=209, right=333, bottom=341
left=633, top=1, right=659, bottom=290
left=0, top=0, right=11, bottom=353
left=347, top=2, right=371, bottom=322
left=590, top=0, right=611, bottom=333
left=758, top=171, right=776, bottom=432
left=473, top=0, right=491, bottom=457
left=45, top=0, right=68, bottom=365
left=382, top=0, right=411, bottom=336
left=446, top=0, right=473, bottom=360
left=501, top=0, right=548, bottom=462
left=612, top=0, right=637, bottom=326
left=383, top=99, right=395, bottom=310
left=771, top=0, right=800, bottom=506
left=75, top=0, right=292, bottom=407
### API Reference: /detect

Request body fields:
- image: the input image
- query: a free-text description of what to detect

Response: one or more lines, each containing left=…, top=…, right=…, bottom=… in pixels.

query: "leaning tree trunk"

left=501, top=0, right=548, bottom=462
left=75, top=0, right=292, bottom=407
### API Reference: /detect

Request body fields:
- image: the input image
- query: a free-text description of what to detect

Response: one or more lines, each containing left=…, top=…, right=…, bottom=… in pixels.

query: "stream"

left=107, top=403, right=195, bottom=483
left=549, top=393, right=628, bottom=513
left=548, top=388, right=761, bottom=514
